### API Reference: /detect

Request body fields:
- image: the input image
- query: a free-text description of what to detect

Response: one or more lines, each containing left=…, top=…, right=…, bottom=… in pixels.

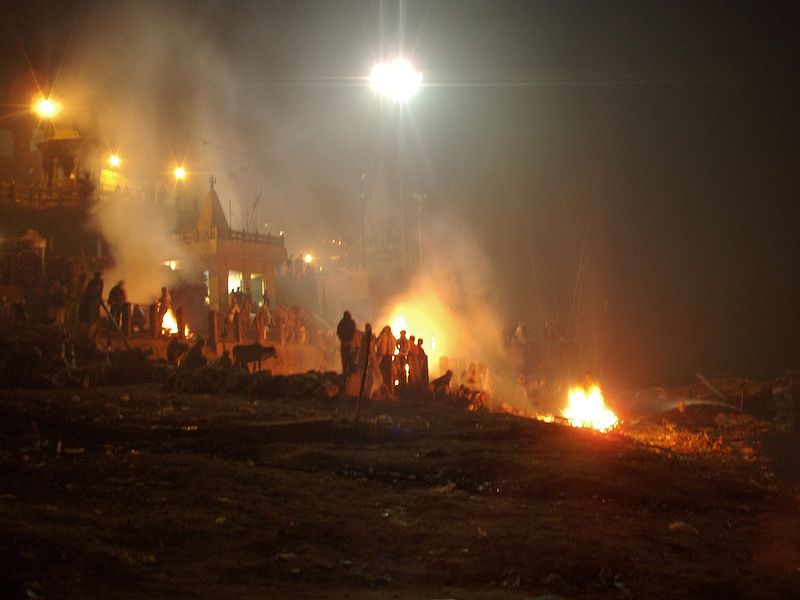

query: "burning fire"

left=382, top=304, right=443, bottom=374
left=562, top=384, right=619, bottom=432
left=161, top=308, right=189, bottom=337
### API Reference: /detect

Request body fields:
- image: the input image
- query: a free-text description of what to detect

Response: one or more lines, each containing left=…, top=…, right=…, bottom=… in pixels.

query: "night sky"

left=1, top=1, right=798, bottom=384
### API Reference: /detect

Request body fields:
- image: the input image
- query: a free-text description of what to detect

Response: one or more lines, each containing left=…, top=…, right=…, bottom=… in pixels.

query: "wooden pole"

left=355, top=328, right=372, bottom=426
left=100, top=300, right=131, bottom=350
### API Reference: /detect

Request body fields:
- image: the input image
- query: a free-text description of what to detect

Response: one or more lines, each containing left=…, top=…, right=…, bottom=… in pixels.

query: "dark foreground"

left=1, top=385, right=798, bottom=599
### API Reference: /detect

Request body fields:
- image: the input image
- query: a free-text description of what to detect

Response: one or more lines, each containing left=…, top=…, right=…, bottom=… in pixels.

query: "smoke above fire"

left=374, top=213, right=525, bottom=408
left=56, top=2, right=362, bottom=299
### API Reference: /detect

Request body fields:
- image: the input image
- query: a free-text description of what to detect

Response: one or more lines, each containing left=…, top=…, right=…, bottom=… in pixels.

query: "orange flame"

left=161, top=308, right=189, bottom=337
left=381, top=305, right=441, bottom=374
left=562, top=384, right=618, bottom=432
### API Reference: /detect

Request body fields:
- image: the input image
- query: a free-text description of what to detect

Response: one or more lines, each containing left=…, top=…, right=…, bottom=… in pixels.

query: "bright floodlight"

left=108, top=154, right=121, bottom=168
left=173, top=165, right=187, bottom=181
left=370, top=59, right=422, bottom=102
left=303, top=253, right=313, bottom=264
left=33, top=96, right=61, bottom=119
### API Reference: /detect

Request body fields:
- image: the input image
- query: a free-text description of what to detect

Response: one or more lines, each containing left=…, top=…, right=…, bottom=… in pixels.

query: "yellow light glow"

left=304, top=253, right=313, bottom=264
left=562, top=384, right=619, bottom=432
left=161, top=308, right=189, bottom=337
left=99, top=168, right=120, bottom=190
left=33, top=96, right=61, bottom=119
left=173, top=166, right=186, bottom=181
left=390, top=312, right=408, bottom=338
left=108, top=154, right=121, bottom=168
left=380, top=303, right=442, bottom=374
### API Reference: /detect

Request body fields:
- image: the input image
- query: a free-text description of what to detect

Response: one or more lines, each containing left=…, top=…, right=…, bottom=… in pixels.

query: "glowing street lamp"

left=32, top=95, right=62, bottom=119
left=173, top=165, right=187, bottom=181
left=369, top=59, right=422, bottom=102
left=303, top=253, right=313, bottom=264
left=108, top=154, right=121, bottom=169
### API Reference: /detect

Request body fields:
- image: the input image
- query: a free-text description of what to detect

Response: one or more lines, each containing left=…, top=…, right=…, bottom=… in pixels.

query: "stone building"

left=175, top=178, right=286, bottom=310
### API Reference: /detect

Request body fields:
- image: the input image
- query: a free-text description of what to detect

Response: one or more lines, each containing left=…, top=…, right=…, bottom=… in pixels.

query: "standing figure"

left=224, top=295, right=240, bottom=338
left=131, top=304, right=146, bottom=333
left=276, top=304, right=288, bottom=344
left=408, top=336, right=420, bottom=386
left=375, top=325, right=396, bottom=389
left=107, top=280, right=126, bottom=327
left=182, top=338, right=208, bottom=370
left=79, top=271, right=104, bottom=325
left=257, top=302, right=272, bottom=341
left=396, top=330, right=410, bottom=384
left=157, top=286, right=172, bottom=326
left=416, top=338, right=429, bottom=386
left=336, top=310, right=357, bottom=376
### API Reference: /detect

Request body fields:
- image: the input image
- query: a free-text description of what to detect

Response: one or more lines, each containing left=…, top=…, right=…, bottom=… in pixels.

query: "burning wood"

left=161, top=308, right=189, bottom=337
left=562, top=384, right=619, bottom=432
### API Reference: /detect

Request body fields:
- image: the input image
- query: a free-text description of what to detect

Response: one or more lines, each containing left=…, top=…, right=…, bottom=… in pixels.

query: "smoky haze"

left=8, top=0, right=798, bottom=385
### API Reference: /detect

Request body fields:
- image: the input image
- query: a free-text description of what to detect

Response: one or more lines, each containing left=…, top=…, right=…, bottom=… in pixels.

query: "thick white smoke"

left=374, top=210, right=527, bottom=409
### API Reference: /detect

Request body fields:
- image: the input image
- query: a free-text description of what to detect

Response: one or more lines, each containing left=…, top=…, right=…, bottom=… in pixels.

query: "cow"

left=232, top=343, right=277, bottom=372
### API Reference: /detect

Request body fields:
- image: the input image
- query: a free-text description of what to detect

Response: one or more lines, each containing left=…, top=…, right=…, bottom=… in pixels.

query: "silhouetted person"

left=416, top=338, right=429, bottom=385
left=107, top=280, right=126, bottom=326
left=157, top=286, right=171, bottom=326
left=223, top=296, right=240, bottom=338
left=79, top=271, right=103, bottom=325
left=336, top=310, right=356, bottom=376
left=396, top=330, right=410, bottom=383
left=166, top=335, right=189, bottom=366
left=131, top=304, right=146, bottom=333
left=182, top=338, right=207, bottom=370
left=375, top=325, right=396, bottom=389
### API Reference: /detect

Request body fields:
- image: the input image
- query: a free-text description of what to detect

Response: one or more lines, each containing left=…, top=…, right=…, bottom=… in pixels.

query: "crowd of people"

left=335, top=310, right=429, bottom=400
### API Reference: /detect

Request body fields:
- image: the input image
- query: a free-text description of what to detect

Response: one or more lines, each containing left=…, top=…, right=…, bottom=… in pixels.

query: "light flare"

left=562, top=384, right=619, bottom=432
left=33, top=96, right=61, bottom=118
left=370, top=59, right=422, bottom=102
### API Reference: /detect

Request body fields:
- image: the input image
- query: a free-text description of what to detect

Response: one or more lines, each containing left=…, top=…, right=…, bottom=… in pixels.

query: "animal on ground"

left=232, top=343, right=277, bottom=371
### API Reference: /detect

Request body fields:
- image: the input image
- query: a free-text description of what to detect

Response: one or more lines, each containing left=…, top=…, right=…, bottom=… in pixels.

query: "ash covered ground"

left=1, top=384, right=798, bottom=599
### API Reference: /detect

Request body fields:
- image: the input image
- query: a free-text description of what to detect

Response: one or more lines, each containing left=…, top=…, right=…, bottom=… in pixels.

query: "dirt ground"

left=1, top=384, right=798, bottom=599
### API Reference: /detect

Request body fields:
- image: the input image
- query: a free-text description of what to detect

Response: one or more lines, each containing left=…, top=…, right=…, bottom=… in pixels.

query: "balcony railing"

left=173, top=226, right=284, bottom=246
left=0, top=181, right=80, bottom=209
